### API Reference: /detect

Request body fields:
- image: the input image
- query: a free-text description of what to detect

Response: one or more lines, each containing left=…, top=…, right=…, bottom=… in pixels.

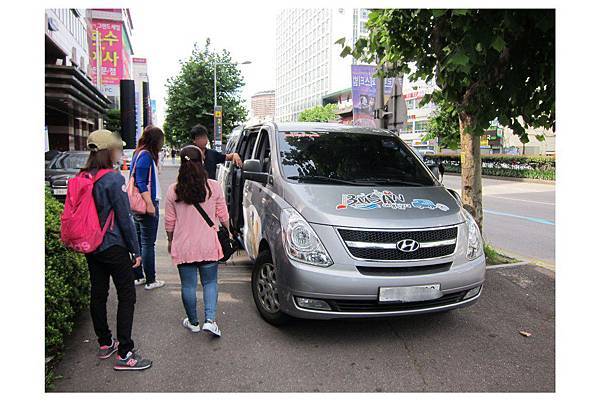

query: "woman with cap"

left=164, top=145, right=231, bottom=337
left=82, top=129, right=152, bottom=371
left=130, top=125, right=166, bottom=290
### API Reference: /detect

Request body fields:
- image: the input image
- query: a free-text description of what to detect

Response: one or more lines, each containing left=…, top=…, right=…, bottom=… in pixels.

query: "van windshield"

left=277, top=131, right=436, bottom=186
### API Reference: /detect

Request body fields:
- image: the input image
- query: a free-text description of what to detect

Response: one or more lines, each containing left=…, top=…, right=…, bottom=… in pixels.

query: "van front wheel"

left=252, top=250, right=290, bottom=326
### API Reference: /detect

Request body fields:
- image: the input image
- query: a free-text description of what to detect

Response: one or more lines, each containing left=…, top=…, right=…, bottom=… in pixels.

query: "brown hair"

left=136, top=125, right=164, bottom=163
left=80, top=149, right=114, bottom=173
left=175, top=146, right=212, bottom=205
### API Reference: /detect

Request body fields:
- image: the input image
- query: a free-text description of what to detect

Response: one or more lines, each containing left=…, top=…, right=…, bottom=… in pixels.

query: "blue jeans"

left=133, top=201, right=159, bottom=284
left=177, top=262, right=219, bottom=324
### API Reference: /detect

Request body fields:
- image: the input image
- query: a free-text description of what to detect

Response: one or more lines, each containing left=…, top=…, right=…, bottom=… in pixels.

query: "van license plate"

left=379, top=284, right=442, bottom=303
left=53, top=188, right=67, bottom=195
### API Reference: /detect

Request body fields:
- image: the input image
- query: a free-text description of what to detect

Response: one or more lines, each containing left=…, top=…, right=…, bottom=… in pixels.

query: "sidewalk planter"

left=45, top=189, right=89, bottom=388
left=425, top=154, right=555, bottom=181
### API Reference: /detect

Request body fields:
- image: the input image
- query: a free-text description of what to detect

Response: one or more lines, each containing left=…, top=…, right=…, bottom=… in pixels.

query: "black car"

left=45, top=151, right=90, bottom=201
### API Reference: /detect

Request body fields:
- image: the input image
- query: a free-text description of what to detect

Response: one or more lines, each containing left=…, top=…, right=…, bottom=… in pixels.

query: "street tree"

left=164, top=39, right=248, bottom=148
left=298, top=104, right=338, bottom=122
left=339, top=9, right=555, bottom=229
left=422, top=98, right=460, bottom=150
left=105, top=108, right=121, bottom=135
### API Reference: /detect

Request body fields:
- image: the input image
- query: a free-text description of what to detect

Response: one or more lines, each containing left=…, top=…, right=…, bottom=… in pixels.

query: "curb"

left=486, top=261, right=529, bottom=270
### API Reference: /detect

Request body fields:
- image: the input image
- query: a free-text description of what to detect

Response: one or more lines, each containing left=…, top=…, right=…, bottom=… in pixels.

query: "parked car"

left=219, top=122, right=485, bottom=325
left=45, top=150, right=62, bottom=168
left=45, top=151, right=90, bottom=201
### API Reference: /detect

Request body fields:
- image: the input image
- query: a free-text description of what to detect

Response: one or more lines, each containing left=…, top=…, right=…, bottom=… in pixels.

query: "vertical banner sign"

left=214, top=106, right=223, bottom=152
left=351, top=65, right=394, bottom=127
left=90, top=20, right=124, bottom=96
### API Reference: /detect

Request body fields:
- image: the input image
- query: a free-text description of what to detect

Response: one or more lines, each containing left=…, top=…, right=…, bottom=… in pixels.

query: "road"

left=442, top=174, right=555, bottom=268
left=51, top=166, right=555, bottom=392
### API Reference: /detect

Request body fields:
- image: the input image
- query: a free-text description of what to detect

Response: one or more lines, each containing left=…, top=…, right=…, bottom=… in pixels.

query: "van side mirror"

left=242, top=159, right=269, bottom=184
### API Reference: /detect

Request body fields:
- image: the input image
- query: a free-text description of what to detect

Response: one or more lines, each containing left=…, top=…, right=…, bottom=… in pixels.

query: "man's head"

left=190, top=124, right=209, bottom=150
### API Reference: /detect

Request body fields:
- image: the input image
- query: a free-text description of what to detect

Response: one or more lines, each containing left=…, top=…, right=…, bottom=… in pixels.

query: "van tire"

left=252, top=250, right=290, bottom=326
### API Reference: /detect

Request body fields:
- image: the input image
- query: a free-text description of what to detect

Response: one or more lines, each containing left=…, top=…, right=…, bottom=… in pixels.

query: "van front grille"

left=326, top=291, right=467, bottom=313
left=337, top=226, right=458, bottom=261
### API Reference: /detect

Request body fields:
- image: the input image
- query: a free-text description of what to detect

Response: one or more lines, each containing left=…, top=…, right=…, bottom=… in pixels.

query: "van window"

left=277, top=131, right=435, bottom=186
left=256, top=131, right=271, bottom=173
left=239, top=131, right=259, bottom=161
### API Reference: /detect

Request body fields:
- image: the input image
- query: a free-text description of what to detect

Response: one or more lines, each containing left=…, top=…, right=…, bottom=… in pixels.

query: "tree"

left=422, top=98, right=460, bottom=150
left=298, top=104, right=338, bottom=122
left=339, top=9, right=555, bottom=230
left=105, top=108, right=121, bottom=134
left=164, top=39, right=248, bottom=148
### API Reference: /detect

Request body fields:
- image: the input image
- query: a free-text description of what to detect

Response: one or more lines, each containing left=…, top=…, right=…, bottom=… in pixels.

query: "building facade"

left=275, top=8, right=355, bottom=122
left=250, top=90, right=275, bottom=122
left=45, top=9, right=110, bottom=150
left=133, top=57, right=151, bottom=141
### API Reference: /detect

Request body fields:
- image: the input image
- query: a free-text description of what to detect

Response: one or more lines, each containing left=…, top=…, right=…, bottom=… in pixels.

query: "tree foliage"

left=340, top=9, right=555, bottom=139
left=422, top=98, right=460, bottom=150
left=105, top=108, right=121, bottom=134
left=164, top=39, right=248, bottom=148
left=298, top=104, right=338, bottom=122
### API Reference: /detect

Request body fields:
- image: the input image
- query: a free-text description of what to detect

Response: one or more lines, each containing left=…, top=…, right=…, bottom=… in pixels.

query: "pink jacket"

left=164, top=179, right=229, bottom=266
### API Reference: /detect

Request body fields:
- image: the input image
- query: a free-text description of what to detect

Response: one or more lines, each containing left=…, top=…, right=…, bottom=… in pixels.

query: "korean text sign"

left=90, top=20, right=124, bottom=86
left=351, top=65, right=394, bottom=127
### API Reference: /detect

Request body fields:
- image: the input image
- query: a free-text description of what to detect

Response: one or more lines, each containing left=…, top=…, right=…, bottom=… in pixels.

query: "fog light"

left=464, top=286, right=482, bottom=300
left=295, top=297, right=331, bottom=311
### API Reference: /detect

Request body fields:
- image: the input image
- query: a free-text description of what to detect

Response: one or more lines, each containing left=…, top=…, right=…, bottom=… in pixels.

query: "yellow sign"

left=215, top=110, right=222, bottom=118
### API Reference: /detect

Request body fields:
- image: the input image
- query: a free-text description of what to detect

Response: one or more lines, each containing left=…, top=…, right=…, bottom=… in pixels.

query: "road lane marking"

left=484, top=209, right=555, bottom=225
left=486, top=195, right=555, bottom=206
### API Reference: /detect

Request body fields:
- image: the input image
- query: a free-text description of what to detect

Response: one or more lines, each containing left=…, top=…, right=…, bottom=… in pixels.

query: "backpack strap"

left=131, top=150, right=153, bottom=190
left=193, top=202, right=215, bottom=228
left=93, top=169, right=116, bottom=232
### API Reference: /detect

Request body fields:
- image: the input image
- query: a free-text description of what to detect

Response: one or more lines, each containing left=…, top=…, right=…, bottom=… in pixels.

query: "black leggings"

left=85, top=246, right=136, bottom=358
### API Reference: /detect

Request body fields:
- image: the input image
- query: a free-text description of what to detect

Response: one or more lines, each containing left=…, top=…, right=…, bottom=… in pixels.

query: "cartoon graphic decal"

left=336, top=191, right=450, bottom=212
left=336, top=190, right=411, bottom=210
left=411, top=198, right=450, bottom=211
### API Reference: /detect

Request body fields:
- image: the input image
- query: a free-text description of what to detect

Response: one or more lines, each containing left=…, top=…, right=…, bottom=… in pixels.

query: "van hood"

left=284, top=183, right=465, bottom=229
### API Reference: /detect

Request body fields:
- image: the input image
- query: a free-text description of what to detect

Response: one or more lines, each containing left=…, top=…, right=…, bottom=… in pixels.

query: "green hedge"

left=45, top=189, right=89, bottom=387
left=424, top=154, right=555, bottom=181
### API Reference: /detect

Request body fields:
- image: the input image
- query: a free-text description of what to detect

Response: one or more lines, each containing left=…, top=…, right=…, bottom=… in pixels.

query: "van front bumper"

left=277, top=255, right=486, bottom=320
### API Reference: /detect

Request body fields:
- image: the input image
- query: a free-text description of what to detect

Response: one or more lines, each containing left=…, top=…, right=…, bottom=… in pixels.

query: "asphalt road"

left=442, top=174, right=555, bottom=268
left=50, top=165, right=555, bottom=392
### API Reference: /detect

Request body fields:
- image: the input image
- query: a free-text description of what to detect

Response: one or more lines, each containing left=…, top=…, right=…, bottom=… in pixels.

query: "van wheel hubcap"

left=256, top=263, right=280, bottom=313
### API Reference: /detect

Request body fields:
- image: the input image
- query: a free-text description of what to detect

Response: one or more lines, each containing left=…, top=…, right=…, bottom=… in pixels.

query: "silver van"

left=217, top=122, right=485, bottom=325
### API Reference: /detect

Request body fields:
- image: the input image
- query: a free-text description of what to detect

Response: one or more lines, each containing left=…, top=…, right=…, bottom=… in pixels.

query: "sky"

left=130, top=5, right=279, bottom=127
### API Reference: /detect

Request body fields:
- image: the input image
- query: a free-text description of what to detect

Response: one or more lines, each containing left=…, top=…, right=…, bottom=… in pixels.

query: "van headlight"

left=281, top=208, right=333, bottom=267
left=462, top=209, right=483, bottom=260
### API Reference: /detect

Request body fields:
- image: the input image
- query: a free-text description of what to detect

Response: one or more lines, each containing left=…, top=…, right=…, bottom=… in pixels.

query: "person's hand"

left=132, top=256, right=142, bottom=268
left=146, top=202, right=156, bottom=216
left=232, top=153, right=243, bottom=168
left=167, top=240, right=172, bottom=254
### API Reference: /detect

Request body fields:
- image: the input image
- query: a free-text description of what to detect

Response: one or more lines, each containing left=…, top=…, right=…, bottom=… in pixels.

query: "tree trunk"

left=459, top=112, right=483, bottom=231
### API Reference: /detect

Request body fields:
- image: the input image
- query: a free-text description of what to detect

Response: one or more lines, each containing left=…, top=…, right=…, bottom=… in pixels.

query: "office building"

left=250, top=90, right=275, bottom=121
left=45, top=8, right=110, bottom=150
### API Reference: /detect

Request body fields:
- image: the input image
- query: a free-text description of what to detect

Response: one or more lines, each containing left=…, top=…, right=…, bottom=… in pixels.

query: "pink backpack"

left=60, top=169, right=115, bottom=254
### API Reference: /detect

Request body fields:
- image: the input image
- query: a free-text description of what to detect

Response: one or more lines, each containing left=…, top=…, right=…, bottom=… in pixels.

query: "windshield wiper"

left=287, top=175, right=364, bottom=186
left=352, top=178, right=426, bottom=187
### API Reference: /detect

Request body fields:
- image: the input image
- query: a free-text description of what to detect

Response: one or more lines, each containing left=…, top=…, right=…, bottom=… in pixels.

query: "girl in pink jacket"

left=164, top=145, right=230, bottom=337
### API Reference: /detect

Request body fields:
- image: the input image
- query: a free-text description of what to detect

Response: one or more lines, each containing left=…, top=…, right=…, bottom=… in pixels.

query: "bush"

left=425, top=154, right=555, bottom=181
left=45, top=189, right=89, bottom=385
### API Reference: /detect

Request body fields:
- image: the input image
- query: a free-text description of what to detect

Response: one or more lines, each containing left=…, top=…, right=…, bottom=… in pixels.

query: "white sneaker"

left=134, top=278, right=146, bottom=286
left=182, top=318, right=201, bottom=333
left=144, top=280, right=165, bottom=290
left=202, top=320, right=221, bottom=337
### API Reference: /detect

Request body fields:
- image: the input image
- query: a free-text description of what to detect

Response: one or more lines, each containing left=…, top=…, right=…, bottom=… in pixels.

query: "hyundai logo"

left=397, top=239, right=420, bottom=252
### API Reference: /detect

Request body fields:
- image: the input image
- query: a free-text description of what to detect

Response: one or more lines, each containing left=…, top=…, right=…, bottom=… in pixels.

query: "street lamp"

left=212, top=60, right=251, bottom=151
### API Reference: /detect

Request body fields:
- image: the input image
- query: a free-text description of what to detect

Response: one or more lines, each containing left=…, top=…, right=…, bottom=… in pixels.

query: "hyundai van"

left=218, top=122, right=485, bottom=325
